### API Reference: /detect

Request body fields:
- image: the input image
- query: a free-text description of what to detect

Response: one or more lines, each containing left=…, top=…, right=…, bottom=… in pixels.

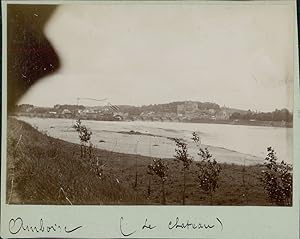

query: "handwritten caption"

left=120, top=216, right=223, bottom=237
left=9, top=216, right=223, bottom=237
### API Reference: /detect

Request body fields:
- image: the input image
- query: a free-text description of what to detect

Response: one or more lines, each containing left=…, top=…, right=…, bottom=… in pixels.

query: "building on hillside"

left=216, top=110, right=230, bottom=120
left=177, top=104, right=185, bottom=116
left=49, top=111, right=57, bottom=115
left=208, top=109, right=216, bottom=115
left=61, top=109, right=73, bottom=118
left=165, top=112, right=177, bottom=118
left=113, top=112, right=128, bottom=120
left=140, top=111, right=155, bottom=117
left=62, top=109, right=72, bottom=114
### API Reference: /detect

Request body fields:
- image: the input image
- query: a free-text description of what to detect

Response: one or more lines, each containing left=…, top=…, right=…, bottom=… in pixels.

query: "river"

left=17, top=117, right=293, bottom=165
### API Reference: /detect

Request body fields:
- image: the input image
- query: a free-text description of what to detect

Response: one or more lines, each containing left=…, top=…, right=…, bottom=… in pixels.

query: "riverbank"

left=188, top=118, right=292, bottom=128
left=7, top=117, right=271, bottom=205
left=14, top=113, right=292, bottom=128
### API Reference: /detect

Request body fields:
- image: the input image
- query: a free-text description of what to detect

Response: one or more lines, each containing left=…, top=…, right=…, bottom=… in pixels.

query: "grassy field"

left=7, top=117, right=272, bottom=205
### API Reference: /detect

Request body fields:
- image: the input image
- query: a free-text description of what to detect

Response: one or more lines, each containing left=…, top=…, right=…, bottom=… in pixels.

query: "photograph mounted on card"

left=1, top=1, right=299, bottom=239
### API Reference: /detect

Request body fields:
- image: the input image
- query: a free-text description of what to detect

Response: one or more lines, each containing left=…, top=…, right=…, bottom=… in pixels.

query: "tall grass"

left=7, top=118, right=139, bottom=205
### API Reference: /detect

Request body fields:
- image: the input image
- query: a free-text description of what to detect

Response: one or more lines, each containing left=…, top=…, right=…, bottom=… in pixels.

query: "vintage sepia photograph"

left=5, top=2, right=294, bottom=207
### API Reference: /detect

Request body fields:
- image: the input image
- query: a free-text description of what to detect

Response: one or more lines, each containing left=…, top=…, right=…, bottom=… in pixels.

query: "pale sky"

left=20, top=2, right=295, bottom=112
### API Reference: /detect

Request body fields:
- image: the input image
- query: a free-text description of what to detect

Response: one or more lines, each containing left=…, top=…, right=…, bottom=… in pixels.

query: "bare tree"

left=73, top=119, right=93, bottom=158
left=148, top=159, right=168, bottom=205
left=174, top=138, right=193, bottom=205
left=147, top=164, right=154, bottom=198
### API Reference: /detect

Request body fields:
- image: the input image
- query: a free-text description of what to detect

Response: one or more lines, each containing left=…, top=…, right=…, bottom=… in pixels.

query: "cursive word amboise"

left=9, top=217, right=83, bottom=235
left=119, top=216, right=223, bottom=237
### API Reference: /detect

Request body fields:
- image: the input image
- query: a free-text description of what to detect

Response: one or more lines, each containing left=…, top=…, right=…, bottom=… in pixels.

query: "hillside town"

left=13, top=101, right=292, bottom=127
left=13, top=101, right=233, bottom=121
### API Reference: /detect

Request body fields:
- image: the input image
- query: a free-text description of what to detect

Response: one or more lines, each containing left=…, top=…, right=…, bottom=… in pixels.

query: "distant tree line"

left=54, top=104, right=85, bottom=111
left=14, top=104, right=34, bottom=112
left=230, top=108, right=293, bottom=122
left=198, top=102, right=220, bottom=110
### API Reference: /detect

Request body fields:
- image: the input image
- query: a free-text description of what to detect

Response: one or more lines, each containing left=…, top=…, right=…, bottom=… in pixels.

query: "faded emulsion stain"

left=7, top=5, right=60, bottom=112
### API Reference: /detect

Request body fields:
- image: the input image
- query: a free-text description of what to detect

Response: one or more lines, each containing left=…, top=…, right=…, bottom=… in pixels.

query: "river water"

left=17, top=117, right=293, bottom=165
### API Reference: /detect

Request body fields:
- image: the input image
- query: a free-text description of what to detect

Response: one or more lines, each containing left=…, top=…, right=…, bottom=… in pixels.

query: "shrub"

left=192, top=132, right=221, bottom=205
left=197, top=147, right=221, bottom=205
left=261, top=147, right=292, bottom=206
